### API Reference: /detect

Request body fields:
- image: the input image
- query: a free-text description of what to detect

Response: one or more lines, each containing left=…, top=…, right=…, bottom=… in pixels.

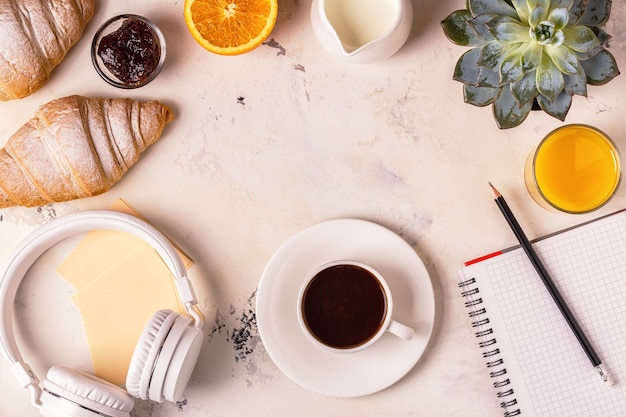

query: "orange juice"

left=525, top=125, right=621, bottom=213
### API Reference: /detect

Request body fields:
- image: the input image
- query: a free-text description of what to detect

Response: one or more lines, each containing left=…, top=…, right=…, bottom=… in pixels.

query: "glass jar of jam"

left=91, top=14, right=166, bottom=89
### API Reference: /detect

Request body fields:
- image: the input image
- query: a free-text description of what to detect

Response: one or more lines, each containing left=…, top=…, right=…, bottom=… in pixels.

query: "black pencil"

left=489, top=183, right=611, bottom=385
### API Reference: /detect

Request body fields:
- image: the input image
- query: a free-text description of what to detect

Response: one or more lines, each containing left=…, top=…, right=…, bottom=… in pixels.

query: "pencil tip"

left=489, top=182, right=501, bottom=198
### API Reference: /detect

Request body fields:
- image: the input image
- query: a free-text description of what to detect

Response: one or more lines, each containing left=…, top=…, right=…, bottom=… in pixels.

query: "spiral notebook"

left=459, top=209, right=626, bottom=417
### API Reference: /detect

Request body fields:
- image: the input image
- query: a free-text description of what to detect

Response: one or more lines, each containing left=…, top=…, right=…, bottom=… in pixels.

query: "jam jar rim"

left=91, top=14, right=166, bottom=89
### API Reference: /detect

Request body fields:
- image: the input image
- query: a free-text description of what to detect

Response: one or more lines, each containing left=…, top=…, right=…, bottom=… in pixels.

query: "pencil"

left=489, top=182, right=612, bottom=385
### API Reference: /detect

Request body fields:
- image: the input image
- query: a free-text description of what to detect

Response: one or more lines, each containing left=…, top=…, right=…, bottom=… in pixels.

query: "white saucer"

left=256, top=219, right=435, bottom=397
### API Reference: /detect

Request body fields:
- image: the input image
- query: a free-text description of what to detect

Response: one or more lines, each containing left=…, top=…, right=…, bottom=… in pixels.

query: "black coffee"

left=302, top=264, right=387, bottom=349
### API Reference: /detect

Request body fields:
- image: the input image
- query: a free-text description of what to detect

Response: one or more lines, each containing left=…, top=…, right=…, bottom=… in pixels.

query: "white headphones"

left=0, top=210, right=204, bottom=417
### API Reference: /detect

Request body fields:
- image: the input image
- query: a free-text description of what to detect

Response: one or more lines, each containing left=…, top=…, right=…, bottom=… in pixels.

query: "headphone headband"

left=0, top=210, right=199, bottom=371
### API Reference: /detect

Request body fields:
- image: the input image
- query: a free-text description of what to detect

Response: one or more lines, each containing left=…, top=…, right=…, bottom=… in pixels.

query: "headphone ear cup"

left=126, top=309, right=178, bottom=400
left=41, top=366, right=134, bottom=417
left=152, top=316, right=203, bottom=403
left=126, top=309, right=204, bottom=403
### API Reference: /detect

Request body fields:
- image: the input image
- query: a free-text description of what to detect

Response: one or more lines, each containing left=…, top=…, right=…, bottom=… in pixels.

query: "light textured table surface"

left=1, top=1, right=625, bottom=416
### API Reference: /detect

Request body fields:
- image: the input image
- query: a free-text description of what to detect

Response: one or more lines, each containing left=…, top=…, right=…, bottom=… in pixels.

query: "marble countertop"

left=1, top=1, right=625, bottom=416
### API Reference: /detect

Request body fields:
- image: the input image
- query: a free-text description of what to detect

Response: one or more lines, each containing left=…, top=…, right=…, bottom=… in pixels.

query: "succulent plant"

left=441, top=0, right=620, bottom=129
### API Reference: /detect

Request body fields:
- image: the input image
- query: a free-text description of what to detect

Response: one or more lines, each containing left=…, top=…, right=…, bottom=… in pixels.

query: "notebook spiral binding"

left=459, top=277, right=521, bottom=417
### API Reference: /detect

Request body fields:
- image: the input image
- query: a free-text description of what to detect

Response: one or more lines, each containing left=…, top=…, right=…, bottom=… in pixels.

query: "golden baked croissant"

left=0, top=95, right=174, bottom=208
left=0, top=0, right=95, bottom=101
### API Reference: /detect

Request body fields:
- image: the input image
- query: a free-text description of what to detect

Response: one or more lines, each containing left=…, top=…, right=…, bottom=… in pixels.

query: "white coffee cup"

left=297, top=260, right=414, bottom=353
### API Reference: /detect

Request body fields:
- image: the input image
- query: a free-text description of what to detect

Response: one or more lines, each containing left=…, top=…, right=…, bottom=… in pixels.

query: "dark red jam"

left=97, top=18, right=161, bottom=85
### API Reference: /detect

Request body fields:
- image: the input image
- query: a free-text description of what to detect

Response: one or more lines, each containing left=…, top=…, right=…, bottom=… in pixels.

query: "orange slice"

left=184, top=0, right=278, bottom=55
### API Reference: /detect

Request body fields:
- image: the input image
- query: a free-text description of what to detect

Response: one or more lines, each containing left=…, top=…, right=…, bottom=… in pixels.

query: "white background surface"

left=1, top=1, right=625, bottom=416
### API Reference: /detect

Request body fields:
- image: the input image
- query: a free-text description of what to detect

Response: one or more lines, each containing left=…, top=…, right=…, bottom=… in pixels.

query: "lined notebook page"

left=460, top=210, right=626, bottom=416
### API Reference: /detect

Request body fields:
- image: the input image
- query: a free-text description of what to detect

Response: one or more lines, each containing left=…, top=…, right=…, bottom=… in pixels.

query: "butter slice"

left=56, top=199, right=194, bottom=386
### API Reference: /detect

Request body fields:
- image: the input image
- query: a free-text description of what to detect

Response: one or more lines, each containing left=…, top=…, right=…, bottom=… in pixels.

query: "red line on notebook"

left=464, top=251, right=503, bottom=266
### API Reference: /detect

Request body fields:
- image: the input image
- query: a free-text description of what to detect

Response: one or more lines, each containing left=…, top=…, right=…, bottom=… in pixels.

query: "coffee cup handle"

left=386, top=319, right=415, bottom=341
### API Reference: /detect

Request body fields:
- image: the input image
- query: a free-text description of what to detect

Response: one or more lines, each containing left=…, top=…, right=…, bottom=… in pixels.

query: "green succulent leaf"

left=562, top=26, right=601, bottom=52
left=564, top=68, right=587, bottom=96
left=581, top=48, right=620, bottom=85
left=500, top=43, right=527, bottom=83
left=454, top=48, right=482, bottom=85
left=547, top=7, right=569, bottom=29
left=510, top=0, right=530, bottom=22
left=477, top=67, right=502, bottom=87
left=478, top=41, right=507, bottom=70
left=549, top=0, right=574, bottom=8
left=595, top=27, right=613, bottom=47
left=520, top=42, right=542, bottom=71
left=529, top=0, right=551, bottom=11
left=464, top=84, right=499, bottom=106
left=479, top=41, right=522, bottom=74
left=575, top=44, right=603, bottom=60
left=577, top=0, right=612, bottom=27
left=511, top=71, right=539, bottom=103
left=537, top=51, right=565, bottom=101
left=442, top=10, right=483, bottom=46
left=469, top=0, right=519, bottom=18
left=529, top=5, right=548, bottom=27
left=545, top=44, right=578, bottom=74
left=488, top=16, right=530, bottom=43
left=493, top=84, right=533, bottom=129
left=568, top=0, right=586, bottom=24
left=470, top=14, right=499, bottom=42
left=537, top=91, right=573, bottom=120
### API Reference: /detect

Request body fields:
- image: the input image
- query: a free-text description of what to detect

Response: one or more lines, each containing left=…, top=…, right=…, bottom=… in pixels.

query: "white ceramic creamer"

left=310, top=0, right=413, bottom=64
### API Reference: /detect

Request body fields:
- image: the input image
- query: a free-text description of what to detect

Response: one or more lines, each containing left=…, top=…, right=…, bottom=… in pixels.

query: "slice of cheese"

left=58, top=229, right=146, bottom=290
left=56, top=199, right=194, bottom=386
left=57, top=199, right=193, bottom=291
left=71, top=245, right=185, bottom=385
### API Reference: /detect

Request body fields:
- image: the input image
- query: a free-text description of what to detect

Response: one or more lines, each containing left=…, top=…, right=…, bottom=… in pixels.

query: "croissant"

left=0, top=0, right=95, bottom=101
left=0, top=95, right=175, bottom=208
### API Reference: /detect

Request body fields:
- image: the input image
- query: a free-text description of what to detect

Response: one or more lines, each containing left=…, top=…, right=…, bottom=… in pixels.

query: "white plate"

left=256, top=219, right=435, bottom=397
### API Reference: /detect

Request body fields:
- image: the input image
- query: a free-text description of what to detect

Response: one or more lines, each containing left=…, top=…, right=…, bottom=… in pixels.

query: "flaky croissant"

left=0, top=95, right=174, bottom=208
left=0, top=0, right=95, bottom=101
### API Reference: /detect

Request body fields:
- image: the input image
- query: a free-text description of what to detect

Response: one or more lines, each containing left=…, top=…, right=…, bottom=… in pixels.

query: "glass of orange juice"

left=524, top=124, right=621, bottom=214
